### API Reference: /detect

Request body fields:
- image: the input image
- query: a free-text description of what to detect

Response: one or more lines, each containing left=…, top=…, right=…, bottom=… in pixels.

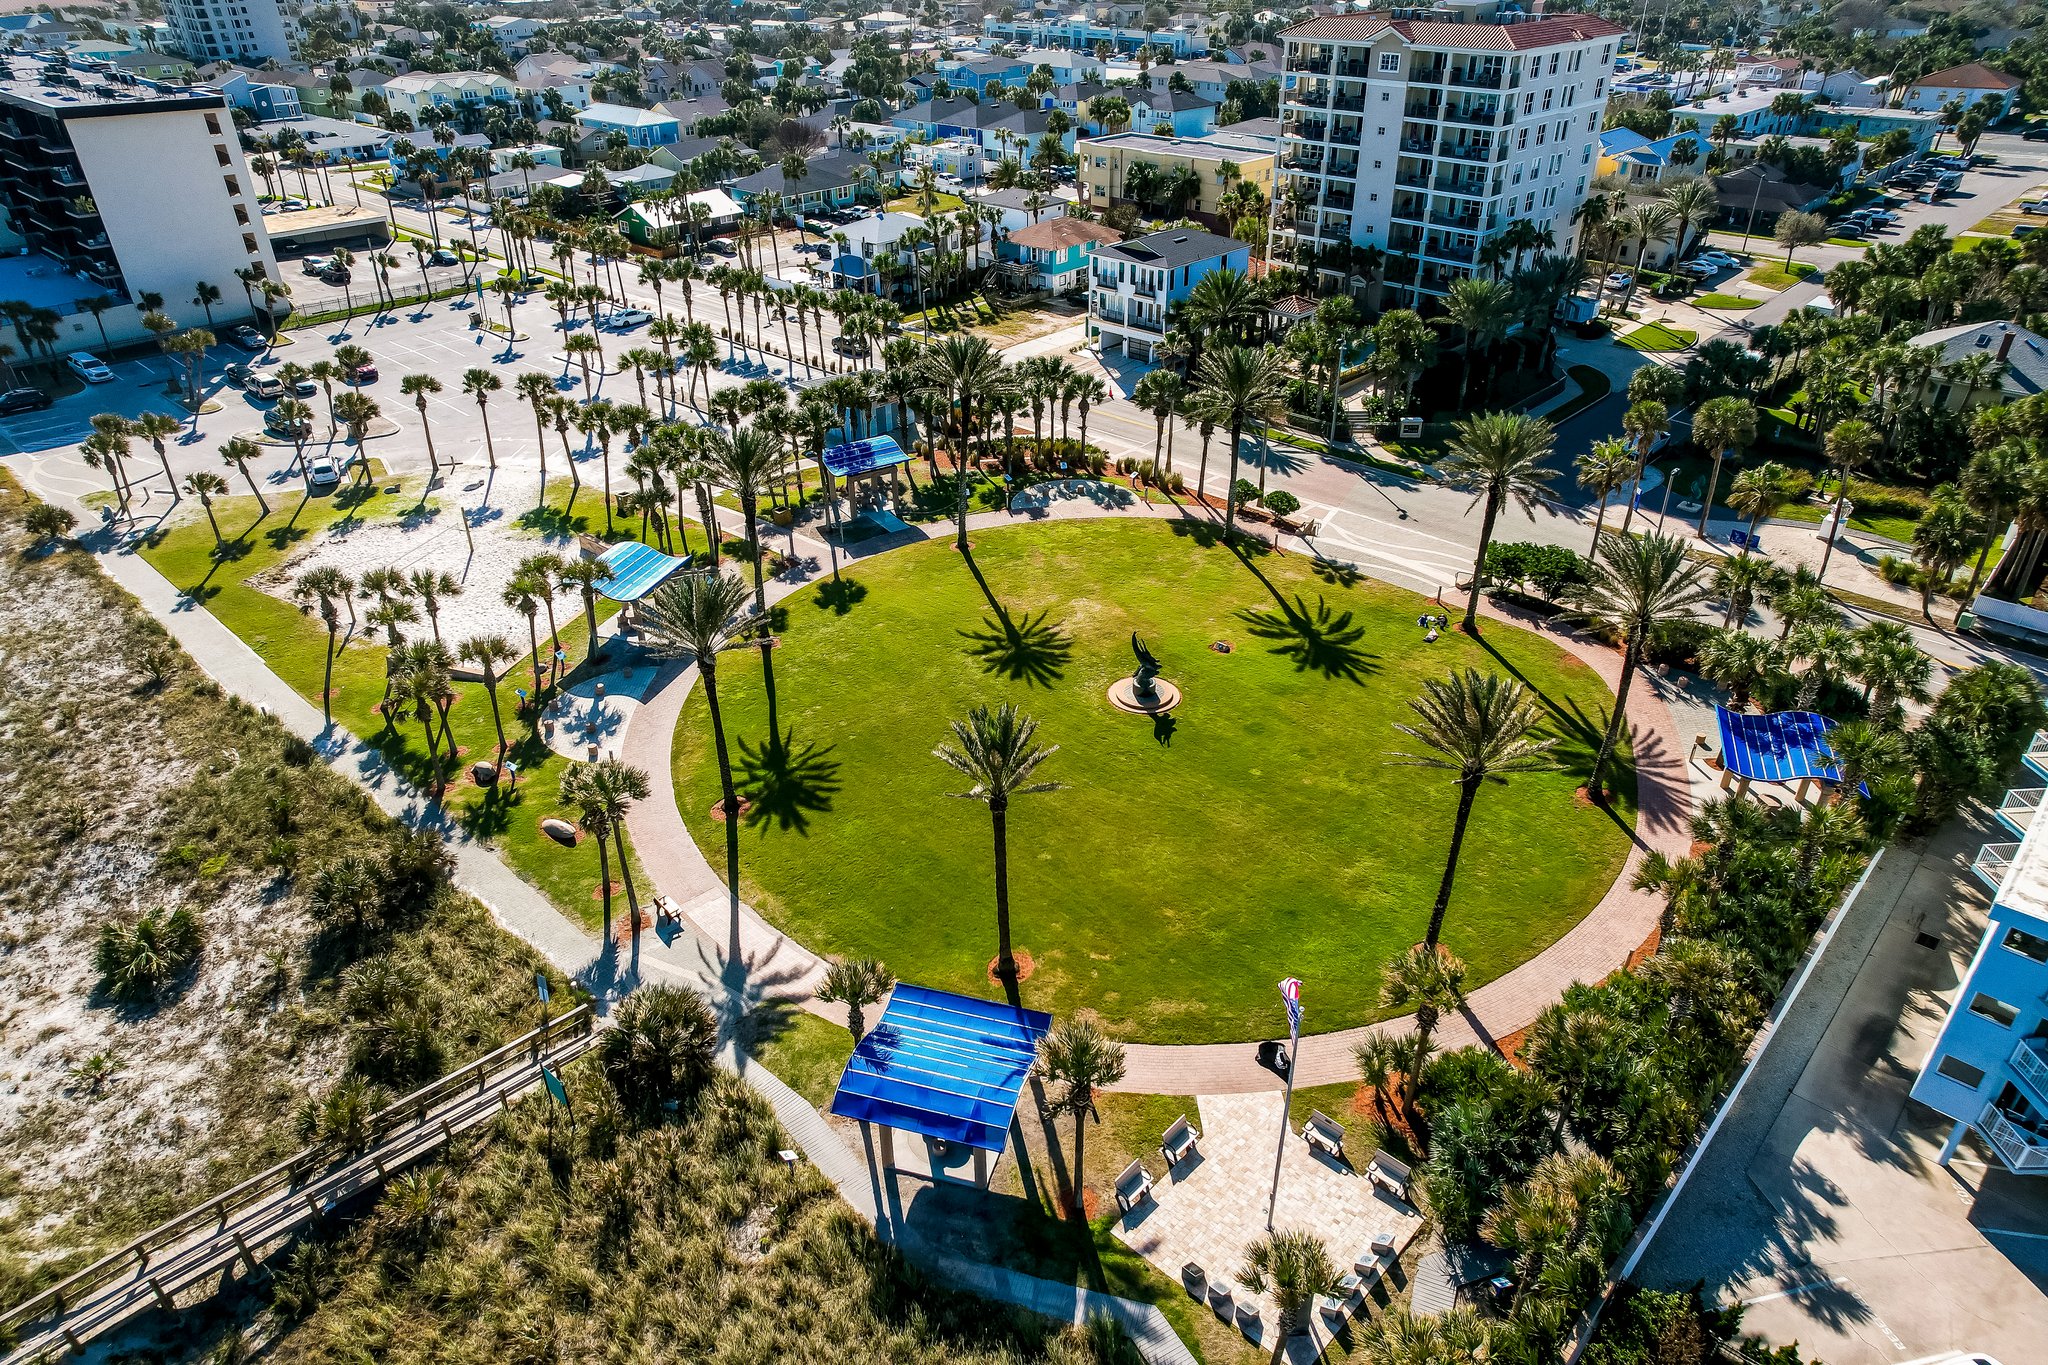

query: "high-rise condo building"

left=165, top=0, right=298, bottom=67
left=1273, top=0, right=1625, bottom=308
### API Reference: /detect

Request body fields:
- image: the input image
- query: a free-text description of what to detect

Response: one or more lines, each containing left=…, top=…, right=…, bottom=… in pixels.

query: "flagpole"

left=1267, top=979, right=1302, bottom=1231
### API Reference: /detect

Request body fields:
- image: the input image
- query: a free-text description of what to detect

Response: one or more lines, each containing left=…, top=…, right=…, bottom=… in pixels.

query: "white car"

left=307, top=455, right=341, bottom=488
left=1603, top=271, right=1633, bottom=291
left=66, top=352, right=113, bottom=383
left=1677, top=260, right=1717, bottom=279
left=300, top=255, right=329, bottom=276
left=1692, top=250, right=1741, bottom=270
left=605, top=308, right=653, bottom=331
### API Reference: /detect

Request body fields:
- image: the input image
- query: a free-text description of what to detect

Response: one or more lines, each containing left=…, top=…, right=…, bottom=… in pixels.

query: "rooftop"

left=1913, top=62, right=2020, bottom=91
left=0, top=52, right=223, bottom=117
left=1912, top=320, right=2048, bottom=397
left=1097, top=225, right=1245, bottom=270
left=1081, top=130, right=1271, bottom=162
left=1282, top=12, right=1627, bottom=51
left=0, top=250, right=107, bottom=312
left=1007, top=215, right=1122, bottom=249
left=577, top=101, right=677, bottom=127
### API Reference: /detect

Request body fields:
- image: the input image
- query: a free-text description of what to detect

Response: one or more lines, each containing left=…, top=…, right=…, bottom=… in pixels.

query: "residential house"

left=1709, top=161, right=1835, bottom=235
left=653, top=95, right=729, bottom=133
left=1080, top=129, right=1274, bottom=229
left=108, top=51, right=198, bottom=82
left=381, top=70, right=514, bottom=120
left=829, top=210, right=930, bottom=296
left=971, top=185, right=1068, bottom=234
left=1144, top=56, right=1282, bottom=103
left=1016, top=47, right=1106, bottom=85
left=476, top=15, right=546, bottom=46
left=608, top=162, right=679, bottom=197
left=514, top=52, right=596, bottom=111
left=1669, top=86, right=1806, bottom=139
left=905, top=136, right=986, bottom=180
left=1596, top=126, right=1710, bottom=185
left=201, top=67, right=305, bottom=121
left=1089, top=227, right=1250, bottom=362
left=890, top=94, right=1069, bottom=167
left=998, top=214, right=1121, bottom=295
left=1908, top=321, right=2048, bottom=411
left=1805, top=106, right=1941, bottom=154
left=983, top=13, right=1210, bottom=57
left=731, top=147, right=887, bottom=211
left=258, top=114, right=390, bottom=164
left=615, top=187, right=743, bottom=246
left=575, top=101, right=680, bottom=148
left=1901, top=62, right=2020, bottom=118
left=491, top=142, right=564, bottom=172
left=1815, top=69, right=1890, bottom=107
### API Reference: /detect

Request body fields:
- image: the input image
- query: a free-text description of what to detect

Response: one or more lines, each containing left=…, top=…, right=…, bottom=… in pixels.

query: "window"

left=223, top=175, right=241, bottom=196
left=233, top=203, right=249, bottom=225
left=214, top=145, right=231, bottom=167
left=1378, top=51, right=1400, bottom=73
left=1517, top=128, right=1527, bottom=149
left=204, top=112, right=221, bottom=135
left=242, top=232, right=260, bottom=254
left=1542, top=89, right=1553, bottom=111
left=2005, top=926, right=2048, bottom=963
left=1971, top=993, right=2020, bottom=1028
left=1548, top=53, right=1559, bottom=75
left=1524, top=93, right=1535, bottom=114
left=1595, top=78, right=1605, bottom=98
left=1382, top=91, right=1390, bottom=101
left=1936, top=1054, right=1988, bottom=1088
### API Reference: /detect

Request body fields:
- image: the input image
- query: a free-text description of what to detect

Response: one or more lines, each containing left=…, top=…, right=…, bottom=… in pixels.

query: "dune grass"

left=671, top=519, right=1636, bottom=1044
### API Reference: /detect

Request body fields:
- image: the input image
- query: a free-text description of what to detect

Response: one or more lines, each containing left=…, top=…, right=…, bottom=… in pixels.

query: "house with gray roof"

left=1909, top=321, right=2048, bottom=411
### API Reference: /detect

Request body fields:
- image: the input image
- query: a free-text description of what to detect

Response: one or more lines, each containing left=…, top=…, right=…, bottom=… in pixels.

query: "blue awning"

left=595, top=540, right=688, bottom=603
left=1717, top=706, right=1842, bottom=784
left=822, top=434, right=911, bottom=478
left=829, top=983, right=1051, bottom=1153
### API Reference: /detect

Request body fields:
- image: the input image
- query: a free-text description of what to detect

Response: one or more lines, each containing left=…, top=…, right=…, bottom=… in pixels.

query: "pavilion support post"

left=879, top=1124, right=896, bottom=1174
left=974, top=1147, right=989, bottom=1190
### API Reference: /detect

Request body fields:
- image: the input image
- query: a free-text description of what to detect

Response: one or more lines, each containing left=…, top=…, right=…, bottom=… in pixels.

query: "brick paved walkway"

left=616, top=496, right=1696, bottom=1094
left=1113, top=1092, right=1423, bottom=1357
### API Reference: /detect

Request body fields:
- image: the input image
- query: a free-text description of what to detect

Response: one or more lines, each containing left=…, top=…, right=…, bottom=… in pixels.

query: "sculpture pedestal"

left=1107, top=676, right=1182, bottom=715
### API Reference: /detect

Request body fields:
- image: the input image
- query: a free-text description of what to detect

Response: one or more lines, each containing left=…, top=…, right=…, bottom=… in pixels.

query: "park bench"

left=1301, top=1108, right=1346, bottom=1159
left=1368, top=1151, right=1412, bottom=1202
left=1114, top=1159, right=1153, bottom=1214
left=1160, top=1115, right=1200, bottom=1168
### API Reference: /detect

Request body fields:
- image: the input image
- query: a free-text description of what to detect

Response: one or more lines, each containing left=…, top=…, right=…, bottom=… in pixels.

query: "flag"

left=1278, top=978, right=1303, bottom=1039
left=541, top=1062, right=568, bottom=1107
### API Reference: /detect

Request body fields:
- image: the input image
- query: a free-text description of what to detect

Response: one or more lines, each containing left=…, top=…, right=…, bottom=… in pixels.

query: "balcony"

left=1999, top=788, right=2047, bottom=838
left=1435, top=177, right=1490, bottom=195
left=2014, top=1037, right=2048, bottom=1109
left=1443, top=105, right=1502, bottom=126
left=1426, top=240, right=1477, bottom=263
left=1329, top=131, right=1360, bottom=147
left=1095, top=308, right=1162, bottom=334
left=1403, top=100, right=1441, bottom=120
left=1282, top=152, right=1326, bottom=171
left=1439, top=142, right=1495, bottom=163
left=1429, top=212, right=1481, bottom=229
left=2023, top=731, right=2048, bottom=782
left=1395, top=172, right=1431, bottom=189
left=1975, top=841, right=2020, bottom=894
left=1412, top=64, right=1447, bottom=85
left=1330, top=95, right=1364, bottom=113
left=1287, top=55, right=1332, bottom=74
left=1287, top=122, right=1328, bottom=143
left=1399, top=140, right=1434, bottom=156
left=1324, top=192, right=1355, bottom=211
left=1448, top=67, right=1505, bottom=89
left=1979, top=1101, right=2048, bottom=1174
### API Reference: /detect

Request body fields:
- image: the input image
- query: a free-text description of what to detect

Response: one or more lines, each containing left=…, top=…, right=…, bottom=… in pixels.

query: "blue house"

left=1088, top=227, right=1250, bottom=364
left=999, top=216, right=1124, bottom=297
left=574, top=102, right=681, bottom=149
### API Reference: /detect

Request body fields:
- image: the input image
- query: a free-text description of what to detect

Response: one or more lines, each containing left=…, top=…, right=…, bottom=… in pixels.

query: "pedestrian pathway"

left=615, top=491, right=1695, bottom=1093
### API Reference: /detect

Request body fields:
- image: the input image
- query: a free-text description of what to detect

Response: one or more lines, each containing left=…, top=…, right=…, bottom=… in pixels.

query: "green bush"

left=600, top=983, right=719, bottom=1118
left=94, top=906, right=204, bottom=1002
left=1263, top=489, right=1302, bottom=518
left=1231, top=478, right=1262, bottom=508
left=1647, top=617, right=1715, bottom=667
left=1482, top=541, right=1590, bottom=602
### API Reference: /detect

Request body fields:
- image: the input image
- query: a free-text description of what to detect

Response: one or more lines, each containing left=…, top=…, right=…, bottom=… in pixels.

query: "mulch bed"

left=708, top=796, right=754, bottom=823
left=987, top=948, right=1036, bottom=985
left=589, top=879, right=624, bottom=901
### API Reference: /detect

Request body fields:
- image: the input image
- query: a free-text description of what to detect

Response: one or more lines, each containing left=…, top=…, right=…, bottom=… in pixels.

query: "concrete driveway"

left=1633, top=804, right=2048, bottom=1365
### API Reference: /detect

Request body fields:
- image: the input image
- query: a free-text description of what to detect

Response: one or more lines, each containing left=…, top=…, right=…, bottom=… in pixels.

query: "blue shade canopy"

left=830, top=983, right=1052, bottom=1153
left=1717, top=706, right=1842, bottom=783
left=822, top=434, right=911, bottom=478
left=595, top=540, right=688, bottom=603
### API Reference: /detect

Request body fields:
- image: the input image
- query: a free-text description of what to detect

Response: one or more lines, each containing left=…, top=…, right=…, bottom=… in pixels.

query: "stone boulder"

left=472, top=761, right=498, bottom=786
left=540, top=817, right=579, bottom=847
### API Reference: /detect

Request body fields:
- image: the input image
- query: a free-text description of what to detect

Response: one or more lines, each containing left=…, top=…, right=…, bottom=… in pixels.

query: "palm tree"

left=1617, top=204, right=1674, bottom=314
left=293, top=565, right=355, bottom=721
left=1393, top=668, right=1556, bottom=949
left=560, top=758, right=651, bottom=930
left=1238, top=1231, right=1340, bottom=1337
left=1437, top=411, right=1558, bottom=632
left=1815, top=418, right=1879, bottom=582
left=1913, top=487, right=1977, bottom=619
left=1571, top=532, right=1712, bottom=800
left=1035, top=1018, right=1127, bottom=1214
left=933, top=703, right=1062, bottom=996
left=1187, top=344, right=1290, bottom=542
left=183, top=470, right=230, bottom=548
left=1691, top=395, right=1757, bottom=536
left=1564, top=433, right=1630, bottom=553
left=557, top=556, right=611, bottom=663
left=458, top=634, right=518, bottom=765
left=1176, top=266, right=1261, bottom=370
left=1661, top=177, right=1719, bottom=266
left=1699, top=628, right=1785, bottom=708
left=817, top=958, right=895, bottom=1044
left=400, top=372, right=445, bottom=491
left=1351, top=1032, right=1403, bottom=1130
left=704, top=425, right=787, bottom=615
left=462, top=367, right=503, bottom=468
left=598, top=982, right=718, bottom=1117
left=915, top=335, right=1006, bottom=551
left=218, top=435, right=267, bottom=515
left=1714, top=551, right=1785, bottom=629
left=1851, top=620, right=1932, bottom=723
left=1442, top=277, right=1515, bottom=409
left=1618, top=399, right=1668, bottom=535
left=1379, top=942, right=1466, bottom=1047
left=132, top=410, right=181, bottom=493
left=392, top=639, right=454, bottom=794
left=640, top=569, right=754, bottom=950
left=1727, top=460, right=1794, bottom=558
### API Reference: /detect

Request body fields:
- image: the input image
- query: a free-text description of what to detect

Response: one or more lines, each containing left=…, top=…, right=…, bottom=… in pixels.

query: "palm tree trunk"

left=484, top=678, right=506, bottom=763
left=612, top=824, right=640, bottom=922
left=1223, top=418, right=1243, bottom=540
left=593, top=829, right=613, bottom=933
left=1697, top=451, right=1724, bottom=537
left=1423, top=776, right=1481, bottom=950
left=322, top=627, right=337, bottom=721
left=1589, top=642, right=1640, bottom=800
left=991, top=798, right=1017, bottom=1002
left=703, top=665, right=743, bottom=960
left=1588, top=500, right=1608, bottom=556
left=1462, top=492, right=1501, bottom=632
left=1071, top=1109, right=1088, bottom=1215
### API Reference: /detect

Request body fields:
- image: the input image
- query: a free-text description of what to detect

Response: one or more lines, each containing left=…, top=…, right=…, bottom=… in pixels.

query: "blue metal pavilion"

left=1715, top=706, right=1843, bottom=785
left=821, top=434, right=911, bottom=479
left=830, top=983, right=1051, bottom=1187
left=594, top=540, right=689, bottom=604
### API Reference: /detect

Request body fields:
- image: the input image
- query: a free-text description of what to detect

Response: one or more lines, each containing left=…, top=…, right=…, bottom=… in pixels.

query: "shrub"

left=1483, top=541, right=1590, bottom=602
left=601, top=983, right=719, bottom=1118
left=94, top=906, right=204, bottom=1002
left=1263, top=489, right=1301, bottom=518
left=1231, top=478, right=1262, bottom=508
left=23, top=502, right=74, bottom=544
left=1647, top=617, right=1714, bottom=667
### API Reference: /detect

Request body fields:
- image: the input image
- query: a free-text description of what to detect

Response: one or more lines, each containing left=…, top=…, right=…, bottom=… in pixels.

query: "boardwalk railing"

left=0, top=1004, right=592, bottom=1352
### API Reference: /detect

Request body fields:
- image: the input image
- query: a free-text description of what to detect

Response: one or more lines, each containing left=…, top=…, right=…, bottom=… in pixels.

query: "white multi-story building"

left=1911, top=740, right=2048, bottom=1177
left=0, top=54, right=280, bottom=344
left=1272, top=0, right=1625, bottom=308
left=165, top=0, right=297, bottom=65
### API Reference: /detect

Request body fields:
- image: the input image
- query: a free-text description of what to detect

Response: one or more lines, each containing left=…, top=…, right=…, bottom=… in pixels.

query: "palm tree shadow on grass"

left=960, top=608, right=1074, bottom=687
left=1236, top=593, right=1380, bottom=683
left=734, top=727, right=842, bottom=834
left=1474, top=631, right=1650, bottom=842
left=813, top=577, right=867, bottom=614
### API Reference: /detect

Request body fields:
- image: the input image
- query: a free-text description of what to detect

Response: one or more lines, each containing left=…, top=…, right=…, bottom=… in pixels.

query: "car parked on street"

left=66, top=352, right=114, bottom=383
left=1692, top=250, right=1742, bottom=270
left=223, top=362, right=253, bottom=388
left=426, top=248, right=459, bottom=266
left=300, top=255, right=329, bottom=275
left=0, top=387, right=51, bottom=415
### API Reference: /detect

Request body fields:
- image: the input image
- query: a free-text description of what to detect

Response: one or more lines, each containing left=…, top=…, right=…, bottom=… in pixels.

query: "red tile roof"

left=1913, top=62, right=2020, bottom=91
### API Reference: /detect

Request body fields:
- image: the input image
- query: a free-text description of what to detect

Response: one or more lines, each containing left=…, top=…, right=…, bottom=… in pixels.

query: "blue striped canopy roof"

left=1716, top=706, right=1842, bottom=784
left=595, top=540, right=687, bottom=603
left=822, top=434, right=911, bottom=478
left=829, top=983, right=1051, bottom=1153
